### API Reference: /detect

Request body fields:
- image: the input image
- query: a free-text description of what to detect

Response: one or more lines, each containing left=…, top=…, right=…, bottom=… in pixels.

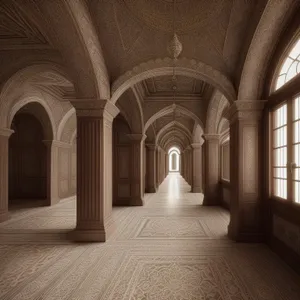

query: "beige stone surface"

left=0, top=174, right=299, bottom=300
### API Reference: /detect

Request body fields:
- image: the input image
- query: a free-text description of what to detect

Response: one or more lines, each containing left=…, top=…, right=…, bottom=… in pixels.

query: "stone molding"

left=111, top=57, right=236, bottom=104
left=43, top=140, right=72, bottom=149
left=203, top=134, right=220, bottom=142
left=225, top=101, right=267, bottom=123
left=0, top=128, right=14, bottom=137
left=127, top=134, right=147, bottom=142
left=72, top=99, right=119, bottom=120
left=146, top=144, right=156, bottom=150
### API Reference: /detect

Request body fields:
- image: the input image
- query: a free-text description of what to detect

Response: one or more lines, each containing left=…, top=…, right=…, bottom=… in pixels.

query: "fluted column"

left=70, top=100, right=119, bottom=242
left=227, top=101, right=265, bottom=242
left=203, top=135, right=220, bottom=205
left=191, top=140, right=204, bottom=193
left=128, top=134, right=146, bottom=206
left=146, top=144, right=156, bottom=193
left=0, top=128, right=14, bottom=223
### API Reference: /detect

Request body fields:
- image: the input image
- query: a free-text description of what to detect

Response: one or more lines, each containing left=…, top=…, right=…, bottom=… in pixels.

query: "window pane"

left=274, top=167, right=287, bottom=179
left=295, top=168, right=300, bottom=181
left=294, top=96, right=300, bottom=120
left=294, top=144, right=300, bottom=166
left=274, top=126, right=287, bottom=147
left=294, top=121, right=300, bottom=143
left=295, top=181, right=300, bottom=203
left=274, top=104, right=287, bottom=128
left=274, top=147, right=287, bottom=166
left=274, top=179, right=287, bottom=199
left=275, top=38, right=300, bottom=90
left=289, top=39, right=300, bottom=59
left=286, top=61, right=298, bottom=82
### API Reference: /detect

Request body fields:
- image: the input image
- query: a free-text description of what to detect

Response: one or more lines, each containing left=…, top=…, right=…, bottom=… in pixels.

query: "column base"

left=68, top=228, right=106, bottom=242
left=47, top=197, right=60, bottom=206
left=146, top=187, right=157, bottom=193
left=130, top=197, right=144, bottom=206
left=202, top=196, right=220, bottom=206
left=227, top=224, right=264, bottom=242
left=0, top=211, right=10, bottom=223
left=192, top=187, right=202, bottom=193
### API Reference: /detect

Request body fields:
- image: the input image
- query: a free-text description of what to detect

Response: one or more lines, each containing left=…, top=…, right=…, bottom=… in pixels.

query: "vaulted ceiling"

left=1, top=0, right=294, bottom=151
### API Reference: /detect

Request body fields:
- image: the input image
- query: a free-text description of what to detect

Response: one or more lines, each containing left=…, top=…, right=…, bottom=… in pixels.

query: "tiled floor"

left=0, top=174, right=300, bottom=299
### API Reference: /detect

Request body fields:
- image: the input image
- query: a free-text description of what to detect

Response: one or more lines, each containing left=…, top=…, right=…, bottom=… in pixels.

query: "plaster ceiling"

left=88, top=0, right=267, bottom=80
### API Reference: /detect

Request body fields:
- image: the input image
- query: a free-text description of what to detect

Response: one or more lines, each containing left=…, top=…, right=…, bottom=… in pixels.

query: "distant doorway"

left=168, top=147, right=180, bottom=173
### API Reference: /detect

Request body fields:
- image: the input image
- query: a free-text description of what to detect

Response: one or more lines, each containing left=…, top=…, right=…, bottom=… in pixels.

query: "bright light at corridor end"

left=168, top=146, right=180, bottom=173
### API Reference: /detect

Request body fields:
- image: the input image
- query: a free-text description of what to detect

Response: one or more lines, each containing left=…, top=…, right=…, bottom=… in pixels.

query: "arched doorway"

left=8, top=103, right=53, bottom=208
left=168, top=147, right=180, bottom=173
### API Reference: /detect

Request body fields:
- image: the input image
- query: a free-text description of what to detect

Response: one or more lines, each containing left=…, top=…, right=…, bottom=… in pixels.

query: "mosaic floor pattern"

left=0, top=173, right=300, bottom=299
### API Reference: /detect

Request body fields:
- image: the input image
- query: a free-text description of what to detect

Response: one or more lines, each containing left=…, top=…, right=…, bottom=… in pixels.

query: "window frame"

left=270, top=93, right=300, bottom=205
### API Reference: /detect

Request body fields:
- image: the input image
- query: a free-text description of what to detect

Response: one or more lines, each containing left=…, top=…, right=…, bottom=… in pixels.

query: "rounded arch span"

left=9, top=99, right=55, bottom=141
left=0, top=63, right=74, bottom=100
left=156, top=121, right=192, bottom=145
left=238, top=0, right=298, bottom=101
left=4, top=95, right=55, bottom=140
left=168, top=146, right=181, bottom=154
left=164, top=139, right=185, bottom=152
left=145, top=104, right=204, bottom=133
left=57, top=107, right=76, bottom=141
left=206, top=90, right=230, bottom=134
left=111, top=57, right=236, bottom=104
left=160, top=131, right=190, bottom=149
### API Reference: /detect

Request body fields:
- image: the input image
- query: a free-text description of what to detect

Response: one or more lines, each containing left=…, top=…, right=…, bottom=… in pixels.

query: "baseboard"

left=269, top=235, right=300, bottom=275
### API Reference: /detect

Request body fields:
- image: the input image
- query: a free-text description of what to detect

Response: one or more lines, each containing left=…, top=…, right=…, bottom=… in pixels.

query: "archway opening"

left=8, top=102, right=53, bottom=209
left=168, top=147, right=180, bottom=173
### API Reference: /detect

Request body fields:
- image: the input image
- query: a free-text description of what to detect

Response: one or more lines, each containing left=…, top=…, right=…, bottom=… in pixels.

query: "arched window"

left=270, top=34, right=300, bottom=203
left=168, top=147, right=180, bottom=172
left=276, top=38, right=300, bottom=90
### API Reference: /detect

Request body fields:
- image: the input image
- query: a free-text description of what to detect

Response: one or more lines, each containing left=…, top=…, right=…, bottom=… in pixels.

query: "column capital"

left=0, top=128, right=14, bottom=137
left=203, top=134, right=220, bottom=142
left=146, top=143, right=156, bottom=150
left=127, top=134, right=147, bottom=142
left=71, top=99, right=119, bottom=120
left=225, top=100, right=266, bottom=123
left=191, top=140, right=204, bottom=148
left=43, top=140, right=72, bottom=148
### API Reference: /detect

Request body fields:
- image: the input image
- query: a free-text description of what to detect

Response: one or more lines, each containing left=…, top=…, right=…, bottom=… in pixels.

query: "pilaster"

left=0, top=128, right=14, bottom=223
left=146, top=144, right=157, bottom=193
left=226, top=100, right=266, bottom=242
left=191, top=140, right=204, bottom=193
left=69, top=99, right=119, bottom=242
left=203, top=134, right=220, bottom=205
left=128, top=134, right=146, bottom=205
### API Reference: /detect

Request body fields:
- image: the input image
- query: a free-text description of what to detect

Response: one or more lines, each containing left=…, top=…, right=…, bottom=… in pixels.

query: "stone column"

left=0, top=128, right=14, bottom=223
left=227, top=101, right=265, bottom=242
left=70, top=100, right=119, bottom=242
left=185, top=146, right=192, bottom=185
left=128, top=134, right=146, bottom=206
left=203, top=135, right=220, bottom=205
left=43, top=140, right=62, bottom=206
left=146, top=144, right=156, bottom=193
left=191, top=140, right=204, bottom=193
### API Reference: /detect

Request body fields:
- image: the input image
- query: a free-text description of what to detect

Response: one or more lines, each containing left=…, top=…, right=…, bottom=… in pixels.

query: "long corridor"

left=0, top=174, right=299, bottom=299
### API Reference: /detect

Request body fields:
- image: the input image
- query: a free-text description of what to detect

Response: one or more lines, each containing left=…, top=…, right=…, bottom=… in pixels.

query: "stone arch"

left=8, top=101, right=54, bottom=205
left=238, top=0, right=298, bottom=101
left=193, top=124, right=204, bottom=143
left=57, top=108, right=76, bottom=142
left=160, top=129, right=191, bottom=149
left=145, top=104, right=204, bottom=133
left=111, top=57, right=236, bottom=104
left=206, top=90, right=230, bottom=134
left=156, top=121, right=192, bottom=145
left=218, top=118, right=230, bottom=135
left=0, top=64, right=74, bottom=139
left=8, top=95, right=56, bottom=140
left=117, top=88, right=144, bottom=134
